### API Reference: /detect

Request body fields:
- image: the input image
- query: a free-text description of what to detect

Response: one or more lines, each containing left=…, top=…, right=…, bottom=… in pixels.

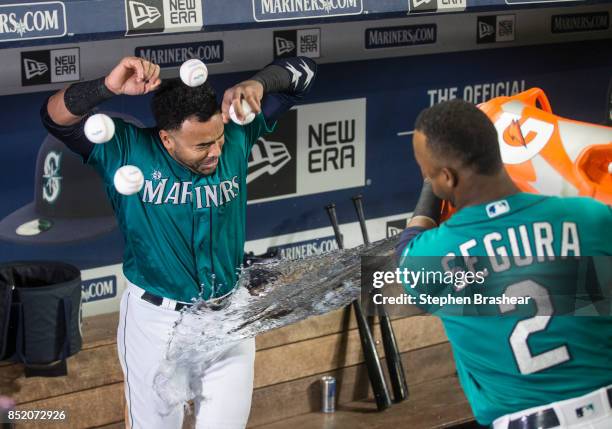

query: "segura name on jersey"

left=141, top=177, right=240, bottom=208
left=443, top=221, right=581, bottom=274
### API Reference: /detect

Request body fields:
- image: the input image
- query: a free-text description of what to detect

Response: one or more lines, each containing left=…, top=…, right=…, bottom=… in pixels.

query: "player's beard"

left=171, top=149, right=218, bottom=176
left=181, top=158, right=218, bottom=176
left=195, top=158, right=219, bottom=175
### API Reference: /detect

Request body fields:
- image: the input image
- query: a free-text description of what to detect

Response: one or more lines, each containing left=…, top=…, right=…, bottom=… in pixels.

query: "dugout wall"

left=0, top=0, right=610, bottom=316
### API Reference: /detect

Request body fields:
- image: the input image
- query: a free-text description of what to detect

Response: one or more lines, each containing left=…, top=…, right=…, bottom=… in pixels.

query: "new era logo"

left=410, top=0, right=436, bottom=12
left=247, top=109, right=297, bottom=201
left=479, top=21, right=495, bottom=39
left=477, top=15, right=515, bottom=43
left=247, top=138, right=292, bottom=183
left=129, top=0, right=161, bottom=28
left=437, top=0, right=466, bottom=12
left=386, top=219, right=406, bottom=238
left=275, top=37, right=296, bottom=56
left=125, top=0, right=202, bottom=36
left=498, top=19, right=513, bottom=38
left=486, top=200, right=510, bottom=218
left=22, top=48, right=80, bottom=86
left=387, top=225, right=403, bottom=237
left=274, top=29, right=320, bottom=59
left=23, top=58, right=48, bottom=80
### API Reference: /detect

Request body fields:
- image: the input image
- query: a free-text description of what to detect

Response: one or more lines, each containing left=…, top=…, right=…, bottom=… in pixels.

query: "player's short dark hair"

left=415, top=99, right=503, bottom=175
left=151, top=78, right=219, bottom=131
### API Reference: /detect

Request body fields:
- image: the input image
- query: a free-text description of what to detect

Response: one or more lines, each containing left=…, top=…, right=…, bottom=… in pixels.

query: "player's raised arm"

left=45, top=56, right=161, bottom=126
left=41, top=57, right=160, bottom=160
left=221, top=57, right=318, bottom=125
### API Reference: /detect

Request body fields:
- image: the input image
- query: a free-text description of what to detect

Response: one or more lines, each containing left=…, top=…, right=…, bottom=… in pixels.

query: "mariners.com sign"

left=0, top=2, right=67, bottom=43
left=253, top=0, right=363, bottom=22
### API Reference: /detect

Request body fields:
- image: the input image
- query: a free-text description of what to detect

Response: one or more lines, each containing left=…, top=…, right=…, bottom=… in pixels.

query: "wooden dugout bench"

left=0, top=308, right=475, bottom=428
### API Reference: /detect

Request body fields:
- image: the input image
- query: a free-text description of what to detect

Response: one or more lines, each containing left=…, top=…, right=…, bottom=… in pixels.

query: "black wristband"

left=64, top=77, right=115, bottom=116
left=413, top=180, right=442, bottom=224
left=251, top=64, right=291, bottom=94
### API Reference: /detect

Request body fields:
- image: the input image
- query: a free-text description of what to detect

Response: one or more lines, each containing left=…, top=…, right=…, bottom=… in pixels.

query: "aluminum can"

left=321, top=376, right=336, bottom=413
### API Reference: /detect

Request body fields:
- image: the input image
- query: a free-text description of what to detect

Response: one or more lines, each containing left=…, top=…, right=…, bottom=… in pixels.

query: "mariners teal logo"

left=142, top=176, right=240, bottom=208
left=42, top=150, right=62, bottom=203
left=151, top=169, right=162, bottom=181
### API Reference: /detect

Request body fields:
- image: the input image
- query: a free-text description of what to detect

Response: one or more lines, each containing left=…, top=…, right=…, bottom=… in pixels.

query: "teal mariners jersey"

left=399, top=193, right=612, bottom=425
left=86, top=114, right=274, bottom=302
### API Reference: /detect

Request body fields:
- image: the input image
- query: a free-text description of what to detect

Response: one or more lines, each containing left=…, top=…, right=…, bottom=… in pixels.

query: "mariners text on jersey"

left=442, top=221, right=581, bottom=273
left=142, top=177, right=240, bottom=207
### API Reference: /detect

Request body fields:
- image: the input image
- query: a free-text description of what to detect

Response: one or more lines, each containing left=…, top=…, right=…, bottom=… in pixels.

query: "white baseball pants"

left=117, top=282, right=256, bottom=429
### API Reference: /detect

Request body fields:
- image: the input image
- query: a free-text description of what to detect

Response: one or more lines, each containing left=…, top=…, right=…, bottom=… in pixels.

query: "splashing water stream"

left=152, top=235, right=399, bottom=412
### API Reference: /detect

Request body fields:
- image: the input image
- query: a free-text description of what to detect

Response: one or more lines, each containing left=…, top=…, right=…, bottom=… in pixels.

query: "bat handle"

left=351, top=195, right=370, bottom=245
left=353, top=301, right=393, bottom=411
left=325, top=204, right=344, bottom=249
left=380, top=315, right=409, bottom=402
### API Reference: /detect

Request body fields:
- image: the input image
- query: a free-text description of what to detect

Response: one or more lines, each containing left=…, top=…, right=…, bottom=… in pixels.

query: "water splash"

left=152, top=236, right=399, bottom=412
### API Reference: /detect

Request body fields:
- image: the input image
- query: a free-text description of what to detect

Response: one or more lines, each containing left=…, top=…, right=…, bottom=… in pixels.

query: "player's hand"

left=221, top=80, right=264, bottom=124
left=104, top=57, right=161, bottom=96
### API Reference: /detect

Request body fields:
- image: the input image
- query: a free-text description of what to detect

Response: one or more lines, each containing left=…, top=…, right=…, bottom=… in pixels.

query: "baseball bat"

left=351, top=195, right=409, bottom=403
left=324, top=204, right=392, bottom=411
left=352, top=195, right=375, bottom=332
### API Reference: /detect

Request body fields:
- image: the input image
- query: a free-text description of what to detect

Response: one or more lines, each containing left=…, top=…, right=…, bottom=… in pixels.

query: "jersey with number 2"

left=399, top=193, right=612, bottom=425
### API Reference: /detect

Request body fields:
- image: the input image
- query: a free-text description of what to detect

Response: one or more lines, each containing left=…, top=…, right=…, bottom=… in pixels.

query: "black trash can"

left=0, top=261, right=82, bottom=377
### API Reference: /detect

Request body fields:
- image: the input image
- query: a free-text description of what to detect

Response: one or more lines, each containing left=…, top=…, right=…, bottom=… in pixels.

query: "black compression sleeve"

left=40, top=98, right=94, bottom=160
left=413, top=181, right=442, bottom=224
left=252, top=57, right=317, bottom=95
left=64, top=77, right=115, bottom=116
left=252, top=65, right=291, bottom=94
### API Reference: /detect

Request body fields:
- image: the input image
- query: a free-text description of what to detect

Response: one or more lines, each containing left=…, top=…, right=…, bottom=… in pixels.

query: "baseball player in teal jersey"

left=41, top=56, right=317, bottom=428
left=396, top=100, right=612, bottom=429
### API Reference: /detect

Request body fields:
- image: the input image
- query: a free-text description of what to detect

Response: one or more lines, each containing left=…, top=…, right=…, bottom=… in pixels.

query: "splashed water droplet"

left=153, top=236, right=400, bottom=411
